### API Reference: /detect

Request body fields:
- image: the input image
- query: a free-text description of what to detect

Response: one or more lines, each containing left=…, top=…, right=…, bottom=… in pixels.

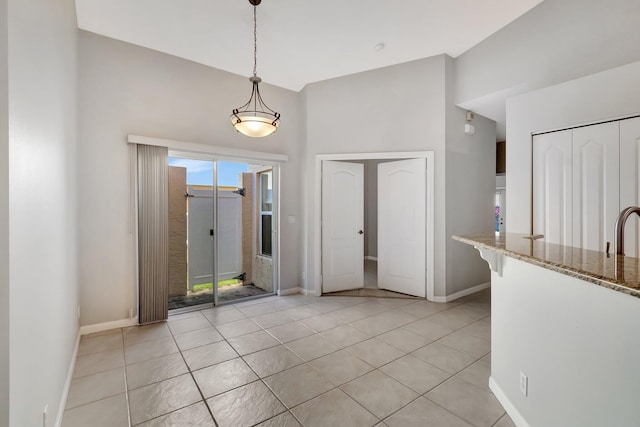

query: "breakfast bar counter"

left=453, top=233, right=640, bottom=427
left=452, top=233, right=640, bottom=298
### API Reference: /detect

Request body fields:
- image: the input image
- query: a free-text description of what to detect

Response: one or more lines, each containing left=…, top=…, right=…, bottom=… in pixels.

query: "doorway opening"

left=216, top=161, right=275, bottom=304
left=315, top=152, right=435, bottom=300
left=166, top=155, right=279, bottom=311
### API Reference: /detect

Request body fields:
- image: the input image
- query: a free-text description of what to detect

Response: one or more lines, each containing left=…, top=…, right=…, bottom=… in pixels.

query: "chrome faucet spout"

left=614, top=206, right=640, bottom=255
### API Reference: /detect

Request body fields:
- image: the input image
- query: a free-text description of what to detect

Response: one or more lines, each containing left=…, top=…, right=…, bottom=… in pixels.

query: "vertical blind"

left=137, top=144, right=169, bottom=324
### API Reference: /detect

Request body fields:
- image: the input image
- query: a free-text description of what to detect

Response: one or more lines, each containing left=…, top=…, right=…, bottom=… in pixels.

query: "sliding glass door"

left=167, top=154, right=279, bottom=311
left=214, top=161, right=278, bottom=305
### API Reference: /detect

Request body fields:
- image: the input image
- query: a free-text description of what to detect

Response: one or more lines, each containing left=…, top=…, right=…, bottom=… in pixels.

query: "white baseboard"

left=79, top=316, right=139, bottom=336
left=57, top=316, right=140, bottom=425
left=278, top=287, right=301, bottom=296
left=277, top=287, right=319, bottom=297
left=364, top=256, right=378, bottom=261
left=489, top=377, right=529, bottom=427
left=432, top=282, right=491, bottom=303
left=55, top=330, right=80, bottom=427
left=300, top=288, right=318, bottom=296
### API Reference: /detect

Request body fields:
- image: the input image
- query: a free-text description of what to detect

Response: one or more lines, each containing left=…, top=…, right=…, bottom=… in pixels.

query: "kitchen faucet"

left=614, top=206, right=640, bottom=255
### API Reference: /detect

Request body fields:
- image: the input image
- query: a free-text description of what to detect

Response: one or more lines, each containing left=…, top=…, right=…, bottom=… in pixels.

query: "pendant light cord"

left=253, top=5, right=257, bottom=78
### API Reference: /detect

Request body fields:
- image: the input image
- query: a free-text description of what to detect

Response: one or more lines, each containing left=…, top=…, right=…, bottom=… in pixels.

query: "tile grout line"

left=145, top=296, right=485, bottom=383
left=70, top=304, right=384, bottom=422
left=252, top=302, right=482, bottom=423
left=119, top=328, right=133, bottom=427
left=211, top=297, right=386, bottom=425
left=68, top=291, right=493, bottom=427
left=122, top=312, right=223, bottom=426
left=179, top=310, right=225, bottom=427
left=163, top=311, right=221, bottom=427
left=199, top=307, right=292, bottom=427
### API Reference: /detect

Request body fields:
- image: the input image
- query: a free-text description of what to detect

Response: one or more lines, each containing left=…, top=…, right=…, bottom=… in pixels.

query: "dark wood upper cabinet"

left=496, top=141, right=506, bottom=174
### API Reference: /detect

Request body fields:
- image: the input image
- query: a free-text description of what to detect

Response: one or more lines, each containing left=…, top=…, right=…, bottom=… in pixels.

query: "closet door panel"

left=533, top=130, right=573, bottom=246
left=572, top=122, right=619, bottom=252
left=620, top=117, right=640, bottom=257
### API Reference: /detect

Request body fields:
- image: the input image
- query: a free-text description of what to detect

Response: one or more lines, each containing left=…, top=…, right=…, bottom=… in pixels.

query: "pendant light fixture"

left=231, top=0, right=280, bottom=138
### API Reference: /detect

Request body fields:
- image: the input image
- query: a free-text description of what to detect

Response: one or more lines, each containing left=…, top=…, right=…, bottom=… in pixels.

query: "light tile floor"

left=62, top=288, right=516, bottom=427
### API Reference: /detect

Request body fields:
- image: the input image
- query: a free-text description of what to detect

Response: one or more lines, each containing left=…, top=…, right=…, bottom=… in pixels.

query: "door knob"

left=358, top=230, right=364, bottom=235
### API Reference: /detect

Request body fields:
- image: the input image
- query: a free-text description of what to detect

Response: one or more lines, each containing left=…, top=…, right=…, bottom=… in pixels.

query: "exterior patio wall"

left=168, top=166, right=187, bottom=297
left=242, top=172, right=255, bottom=284
left=254, top=256, right=273, bottom=292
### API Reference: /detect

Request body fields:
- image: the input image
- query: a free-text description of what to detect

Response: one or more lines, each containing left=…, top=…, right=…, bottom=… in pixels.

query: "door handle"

left=358, top=230, right=364, bottom=235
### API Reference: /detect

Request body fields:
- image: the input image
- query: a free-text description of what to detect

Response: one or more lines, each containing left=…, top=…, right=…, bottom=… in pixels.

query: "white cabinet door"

left=620, top=117, right=640, bottom=257
left=321, top=160, right=364, bottom=293
left=378, top=158, right=426, bottom=298
left=572, top=122, right=620, bottom=252
left=533, top=130, right=573, bottom=246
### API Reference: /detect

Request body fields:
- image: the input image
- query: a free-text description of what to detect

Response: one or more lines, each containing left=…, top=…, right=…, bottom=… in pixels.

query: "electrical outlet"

left=520, top=371, right=528, bottom=396
left=77, top=306, right=80, bottom=320
left=43, top=404, right=48, bottom=427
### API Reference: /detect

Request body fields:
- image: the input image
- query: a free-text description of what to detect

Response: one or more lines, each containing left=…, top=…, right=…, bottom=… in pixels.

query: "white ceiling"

left=75, top=0, right=542, bottom=92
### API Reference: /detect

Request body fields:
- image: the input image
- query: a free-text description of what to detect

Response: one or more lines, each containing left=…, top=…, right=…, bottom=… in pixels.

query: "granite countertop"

left=453, top=233, right=640, bottom=299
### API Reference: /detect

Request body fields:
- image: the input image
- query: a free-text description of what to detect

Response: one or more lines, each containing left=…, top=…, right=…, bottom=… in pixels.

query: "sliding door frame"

left=129, top=134, right=287, bottom=309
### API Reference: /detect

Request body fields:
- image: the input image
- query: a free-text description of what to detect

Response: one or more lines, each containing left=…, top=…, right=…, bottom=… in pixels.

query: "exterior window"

left=259, top=170, right=273, bottom=256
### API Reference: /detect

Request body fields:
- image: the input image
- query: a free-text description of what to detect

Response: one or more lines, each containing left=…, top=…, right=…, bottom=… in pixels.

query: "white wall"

left=7, top=0, right=79, bottom=425
left=445, top=57, right=495, bottom=294
left=303, top=55, right=448, bottom=296
left=455, top=0, right=640, bottom=107
left=491, top=256, right=640, bottom=426
left=0, top=0, right=8, bottom=423
left=506, top=60, right=640, bottom=234
left=304, top=55, right=495, bottom=298
left=78, top=31, right=301, bottom=326
left=453, top=0, right=640, bottom=140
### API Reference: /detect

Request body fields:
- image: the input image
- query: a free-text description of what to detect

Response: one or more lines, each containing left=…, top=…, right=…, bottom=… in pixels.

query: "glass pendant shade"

left=231, top=114, right=279, bottom=138
left=231, top=77, right=280, bottom=138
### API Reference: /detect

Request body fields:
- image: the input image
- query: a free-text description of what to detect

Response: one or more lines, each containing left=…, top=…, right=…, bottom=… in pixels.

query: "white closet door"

left=620, top=117, right=640, bottom=257
left=572, top=122, right=620, bottom=252
left=321, top=160, right=364, bottom=293
left=533, top=130, right=573, bottom=246
left=378, top=158, right=426, bottom=298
